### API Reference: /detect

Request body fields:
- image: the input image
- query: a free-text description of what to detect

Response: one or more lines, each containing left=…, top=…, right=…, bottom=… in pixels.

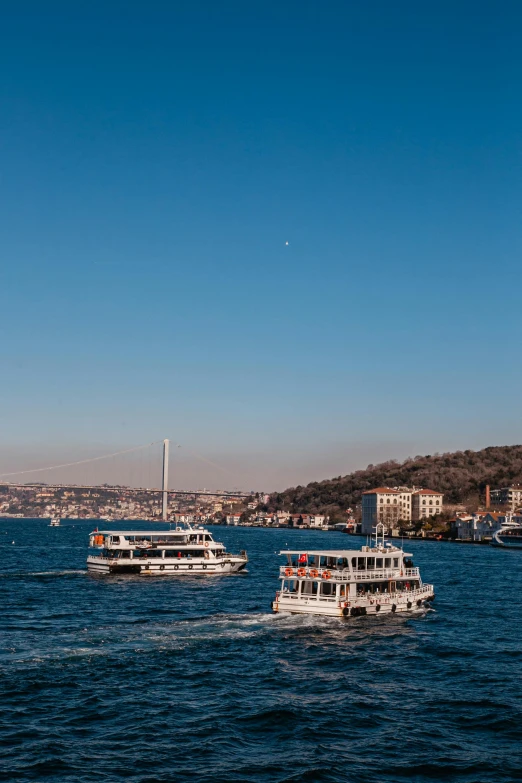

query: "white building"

left=361, top=488, right=402, bottom=535
left=411, top=489, right=444, bottom=522
left=456, top=511, right=506, bottom=541
left=362, top=486, right=444, bottom=534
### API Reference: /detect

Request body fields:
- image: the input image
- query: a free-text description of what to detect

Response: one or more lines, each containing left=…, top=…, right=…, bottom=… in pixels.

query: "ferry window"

left=147, top=550, right=163, bottom=558
left=319, top=555, right=327, bottom=567
left=367, top=558, right=375, bottom=570
left=120, top=550, right=131, bottom=558
left=301, top=581, right=318, bottom=596
left=111, top=536, right=120, bottom=544
left=339, top=585, right=346, bottom=597
left=286, top=580, right=298, bottom=593
left=321, top=582, right=335, bottom=596
left=393, top=558, right=399, bottom=568
left=376, top=558, right=383, bottom=568
left=351, top=558, right=356, bottom=568
left=385, top=558, right=391, bottom=568
left=357, top=558, right=366, bottom=570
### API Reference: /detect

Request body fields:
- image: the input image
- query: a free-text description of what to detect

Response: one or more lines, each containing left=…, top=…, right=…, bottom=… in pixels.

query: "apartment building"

left=490, top=485, right=522, bottom=511
left=411, top=489, right=444, bottom=521
left=362, top=486, right=444, bottom=533
left=361, top=488, right=402, bottom=535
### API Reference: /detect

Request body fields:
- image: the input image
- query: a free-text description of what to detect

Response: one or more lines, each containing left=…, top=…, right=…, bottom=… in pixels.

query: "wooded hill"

left=267, top=445, right=522, bottom=516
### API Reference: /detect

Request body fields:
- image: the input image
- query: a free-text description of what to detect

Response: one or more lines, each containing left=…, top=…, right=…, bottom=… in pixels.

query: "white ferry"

left=48, top=518, right=61, bottom=527
left=272, top=525, right=434, bottom=617
left=87, top=525, right=248, bottom=575
left=492, top=516, right=522, bottom=548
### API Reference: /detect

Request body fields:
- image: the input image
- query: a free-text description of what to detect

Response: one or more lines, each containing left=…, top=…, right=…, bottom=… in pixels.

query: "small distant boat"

left=492, top=516, right=522, bottom=548
left=272, top=523, right=435, bottom=618
left=48, top=518, right=61, bottom=527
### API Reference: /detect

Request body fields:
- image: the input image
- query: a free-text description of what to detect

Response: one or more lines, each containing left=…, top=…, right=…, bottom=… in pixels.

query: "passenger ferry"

left=48, top=518, right=61, bottom=527
left=87, top=525, right=248, bottom=575
left=271, top=525, right=434, bottom=617
left=492, top=516, right=522, bottom=548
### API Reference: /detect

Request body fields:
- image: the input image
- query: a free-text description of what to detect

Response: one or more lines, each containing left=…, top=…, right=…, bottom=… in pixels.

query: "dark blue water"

left=1, top=521, right=521, bottom=783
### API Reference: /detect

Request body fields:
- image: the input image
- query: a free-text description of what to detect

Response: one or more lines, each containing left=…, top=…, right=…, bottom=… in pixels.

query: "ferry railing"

left=276, top=583, right=434, bottom=603
left=279, top=566, right=420, bottom=580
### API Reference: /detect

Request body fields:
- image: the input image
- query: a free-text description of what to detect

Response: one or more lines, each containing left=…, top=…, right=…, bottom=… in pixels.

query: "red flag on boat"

left=94, top=527, right=98, bottom=533
left=298, top=553, right=307, bottom=563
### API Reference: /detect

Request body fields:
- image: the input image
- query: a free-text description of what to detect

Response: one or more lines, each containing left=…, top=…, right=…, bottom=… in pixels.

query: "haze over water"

left=1, top=521, right=521, bottom=783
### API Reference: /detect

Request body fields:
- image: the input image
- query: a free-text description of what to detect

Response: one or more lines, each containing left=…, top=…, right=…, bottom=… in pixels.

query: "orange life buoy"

left=309, top=568, right=319, bottom=578
left=205, top=542, right=209, bottom=548
left=297, top=567, right=306, bottom=577
left=284, top=567, right=294, bottom=577
left=322, top=570, right=331, bottom=580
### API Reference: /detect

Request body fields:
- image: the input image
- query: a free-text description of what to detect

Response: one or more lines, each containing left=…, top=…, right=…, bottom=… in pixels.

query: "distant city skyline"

left=1, top=1, right=521, bottom=490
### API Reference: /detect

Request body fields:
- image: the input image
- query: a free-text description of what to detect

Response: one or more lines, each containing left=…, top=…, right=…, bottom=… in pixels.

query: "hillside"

left=268, top=445, right=522, bottom=515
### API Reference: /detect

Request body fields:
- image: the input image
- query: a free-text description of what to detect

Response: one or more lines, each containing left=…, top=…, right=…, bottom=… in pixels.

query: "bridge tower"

left=162, top=439, right=169, bottom=521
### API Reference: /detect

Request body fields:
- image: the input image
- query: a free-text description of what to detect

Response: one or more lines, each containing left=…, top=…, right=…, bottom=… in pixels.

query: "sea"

left=1, top=520, right=521, bottom=783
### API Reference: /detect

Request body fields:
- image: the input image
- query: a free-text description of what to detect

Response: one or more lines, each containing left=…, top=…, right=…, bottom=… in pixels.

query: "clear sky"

left=1, top=1, right=521, bottom=491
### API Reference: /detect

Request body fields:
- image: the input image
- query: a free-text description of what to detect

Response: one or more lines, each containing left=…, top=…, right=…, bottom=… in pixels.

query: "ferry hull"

left=87, top=557, right=247, bottom=575
left=492, top=532, right=522, bottom=548
left=272, top=587, right=435, bottom=617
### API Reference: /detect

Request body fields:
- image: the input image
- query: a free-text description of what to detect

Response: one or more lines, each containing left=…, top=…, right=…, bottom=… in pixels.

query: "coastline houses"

left=454, top=511, right=506, bottom=541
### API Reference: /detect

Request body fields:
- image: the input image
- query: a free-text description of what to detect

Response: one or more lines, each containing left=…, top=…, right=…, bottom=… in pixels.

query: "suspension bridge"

left=0, top=440, right=253, bottom=521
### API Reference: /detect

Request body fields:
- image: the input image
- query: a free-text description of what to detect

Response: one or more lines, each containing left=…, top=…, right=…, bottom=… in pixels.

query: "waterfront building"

left=362, top=486, right=444, bottom=534
left=411, top=489, right=444, bottom=522
left=361, top=488, right=402, bottom=535
left=455, top=511, right=506, bottom=541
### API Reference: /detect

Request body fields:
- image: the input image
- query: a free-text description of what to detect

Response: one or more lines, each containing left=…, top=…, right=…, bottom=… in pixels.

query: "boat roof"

left=91, top=529, right=211, bottom=536
left=280, top=548, right=409, bottom=557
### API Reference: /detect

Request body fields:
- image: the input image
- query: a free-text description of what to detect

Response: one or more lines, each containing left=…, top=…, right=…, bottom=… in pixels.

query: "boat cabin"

left=279, top=546, right=420, bottom=601
left=88, top=528, right=225, bottom=561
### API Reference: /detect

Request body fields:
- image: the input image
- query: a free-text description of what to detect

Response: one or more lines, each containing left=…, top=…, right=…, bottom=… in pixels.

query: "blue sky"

left=1, top=1, right=521, bottom=490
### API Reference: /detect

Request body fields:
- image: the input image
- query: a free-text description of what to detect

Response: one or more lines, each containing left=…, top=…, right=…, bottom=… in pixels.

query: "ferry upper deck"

left=90, top=529, right=220, bottom=547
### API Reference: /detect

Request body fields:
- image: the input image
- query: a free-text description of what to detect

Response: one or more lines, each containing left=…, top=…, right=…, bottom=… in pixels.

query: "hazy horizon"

left=1, top=436, right=520, bottom=493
